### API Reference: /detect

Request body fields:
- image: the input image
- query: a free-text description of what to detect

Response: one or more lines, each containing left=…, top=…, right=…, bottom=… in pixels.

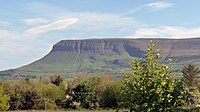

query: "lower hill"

left=2, top=38, right=200, bottom=79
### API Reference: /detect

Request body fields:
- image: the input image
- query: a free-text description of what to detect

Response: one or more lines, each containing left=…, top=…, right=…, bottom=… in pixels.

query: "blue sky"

left=1, top=0, right=200, bottom=70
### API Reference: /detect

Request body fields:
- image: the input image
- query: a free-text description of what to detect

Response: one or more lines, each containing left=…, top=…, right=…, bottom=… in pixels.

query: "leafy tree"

left=90, top=75, right=112, bottom=93
left=50, top=75, right=63, bottom=86
left=21, top=89, right=37, bottom=109
left=33, top=80, right=65, bottom=110
left=0, top=87, right=10, bottom=111
left=7, top=78, right=66, bottom=110
left=9, top=85, right=23, bottom=110
left=8, top=79, right=38, bottom=110
left=121, top=40, right=183, bottom=112
left=67, top=75, right=88, bottom=89
left=73, top=82, right=97, bottom=109
left=100, top=81, right=122, bottom=108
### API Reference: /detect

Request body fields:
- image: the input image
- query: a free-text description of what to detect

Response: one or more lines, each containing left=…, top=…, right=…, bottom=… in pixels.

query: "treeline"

left=0, top=41, right=200, bottom=111
left=0, top=74, right=123, bottom=111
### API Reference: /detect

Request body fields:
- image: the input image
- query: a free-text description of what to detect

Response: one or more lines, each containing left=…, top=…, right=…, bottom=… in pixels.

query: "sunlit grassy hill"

left=1, top=38, right=200, bottom=79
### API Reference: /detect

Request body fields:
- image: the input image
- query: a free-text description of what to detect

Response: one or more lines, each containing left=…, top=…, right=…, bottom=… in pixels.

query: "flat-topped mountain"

left=51, top=39, right=147, bottom=56
left=2, top=38, right=200, bottom=79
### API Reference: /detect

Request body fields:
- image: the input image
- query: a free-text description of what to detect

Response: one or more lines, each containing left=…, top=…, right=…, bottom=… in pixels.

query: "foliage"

left=9, top=84, right=23, bottom=110
left=73, top=82, right=98, bottom=109
left=171, top=80, right=186, bottom=106
left=90, top=75, right=112, bottom=94
left=121, top=40, right=183, bottom=112
left=33, top=80, right=65, bottom=110
left=0, top=47, right=198, bottom=111
left=50, top=74, right=64, bottom=86
left=182, top=64, right=200, bottom=106
left=100, top=81, right=122, bottom=108
left=0, top=87, right=10, bottom=111
left=8, top=80, right=37, bottom=110
left=67, top=75, right=88, bottom=89
left=182, top=64, right=200, bottom=87
left=7, top=79, right=66, bottom=110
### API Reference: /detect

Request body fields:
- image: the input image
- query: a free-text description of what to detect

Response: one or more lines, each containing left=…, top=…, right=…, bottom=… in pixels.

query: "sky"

left=0, top=0, right=200, bottom=70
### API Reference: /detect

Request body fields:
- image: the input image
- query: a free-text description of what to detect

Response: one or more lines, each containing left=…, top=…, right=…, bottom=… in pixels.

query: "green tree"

left=0, top=87, right=10, bottom=111
left=50, top=75, right=64, bottom=86
left=182, top=64, right=200, bottom=105
left=73, top=82, right=97, bottom=109
left=33, top=80, right=65, bottom=110
left=8, top=79, right=37, bottom=110
left=121, top=40, right=182, bottom=112
left=9, top=84, right=24, bottom=110
left=182, top=64, right=200, bottom=87
left=100, top=81, right=122, bottom=108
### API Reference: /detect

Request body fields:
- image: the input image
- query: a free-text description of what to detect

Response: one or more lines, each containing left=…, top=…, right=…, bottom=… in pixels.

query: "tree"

left=121, top=40, right=183, bottom=112
left=50, top=75, right=64, bottom=86
left=73, top=82, right=98, bottom=109
left=33, top=80, right=65, bottom=110
left=100, top=81, right=122, bottom=108
left=0, top=87, right=10, bottom=111
left=8, top=79, right=38, bottom=110
left=182, top=64, right=200, bottom=87
left=182, top=64, right=200, bottom=105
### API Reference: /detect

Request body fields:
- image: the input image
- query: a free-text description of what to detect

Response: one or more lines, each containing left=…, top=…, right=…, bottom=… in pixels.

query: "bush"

left=100, top=81, right=122, bottom=108
left=0, top=87, right=10, bottom=111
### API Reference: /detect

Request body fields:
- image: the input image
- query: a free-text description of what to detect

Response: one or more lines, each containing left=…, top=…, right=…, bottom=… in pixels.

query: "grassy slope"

left=4, top=38, right=200, bottom=78
left=18, top=50, right=133, bottom=77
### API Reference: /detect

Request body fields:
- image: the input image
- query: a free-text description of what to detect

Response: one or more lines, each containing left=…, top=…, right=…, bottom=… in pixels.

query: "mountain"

left=2, top=38, right=200, bottom=79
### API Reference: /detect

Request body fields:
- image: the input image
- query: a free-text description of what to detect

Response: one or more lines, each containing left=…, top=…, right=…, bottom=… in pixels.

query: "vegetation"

left=0, top=87, right=10, bottom=111
left=121, top=41, right=184, bottom=112
left=182, top=64, right=200, bottom=87
left=0, top=40, right=200, bottom=111
left=50, top=74, right=64, bottom=86
left=182, top=64, right=200, bottom=107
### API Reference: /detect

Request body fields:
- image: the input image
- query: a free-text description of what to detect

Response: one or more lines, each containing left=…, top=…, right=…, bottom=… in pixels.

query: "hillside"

left=1, top=38, right=200, bottom=79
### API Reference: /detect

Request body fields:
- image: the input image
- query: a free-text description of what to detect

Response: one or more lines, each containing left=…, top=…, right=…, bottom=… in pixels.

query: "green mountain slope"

left=2, top=38, right=200, bottom=79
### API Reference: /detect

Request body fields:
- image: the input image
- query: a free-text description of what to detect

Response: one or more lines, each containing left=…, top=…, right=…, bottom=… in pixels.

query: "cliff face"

left=2, top=38, right=200, bottom=79
left=51, top=39, right=127, bottom=53
left=50, top=39, right=146, bottom=57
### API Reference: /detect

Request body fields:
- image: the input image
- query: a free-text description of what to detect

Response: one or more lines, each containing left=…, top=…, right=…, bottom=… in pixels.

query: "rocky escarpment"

left=51, top=39, right=125, bottom=52
left=2, top=38, right=200, bottom=79
left=50, top=39, right=146, bottom=57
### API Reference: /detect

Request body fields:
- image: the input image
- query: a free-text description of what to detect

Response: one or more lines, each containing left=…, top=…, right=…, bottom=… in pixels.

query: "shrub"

left=0, top=87, right=10, bottom=111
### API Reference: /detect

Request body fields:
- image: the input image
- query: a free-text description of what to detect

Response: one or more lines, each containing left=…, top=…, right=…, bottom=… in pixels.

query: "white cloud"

left=56, top=12, right=140, bottom=37
left=133, top=26, right=200, bottom=38
left=23, top=18, right=49, bottom=25
left=0, top=17, right=79, bottom=70
left=0, top=30, right=12, bottom=38
left=0, top=40, right=52, bottom=70
left=24, top=18, right=78, bottom=35
left=75, top=12, right=136, bottom=29
left=145, top=2, right=173, bottom=10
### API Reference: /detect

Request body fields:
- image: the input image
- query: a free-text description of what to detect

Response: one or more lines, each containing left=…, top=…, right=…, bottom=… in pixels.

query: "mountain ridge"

left=1, top=38, right=200, bottom=79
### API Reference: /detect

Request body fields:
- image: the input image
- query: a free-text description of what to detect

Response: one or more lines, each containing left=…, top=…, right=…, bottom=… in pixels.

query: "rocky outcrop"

left=2, top=38, right=200, bottom=79
left=50, top=39, right=148, bottom=57
left=52, top=39, right=125, bottom=53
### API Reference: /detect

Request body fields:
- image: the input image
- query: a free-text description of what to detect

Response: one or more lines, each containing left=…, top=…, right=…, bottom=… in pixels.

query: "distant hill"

left=2, top=38, right=200, bottom=79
